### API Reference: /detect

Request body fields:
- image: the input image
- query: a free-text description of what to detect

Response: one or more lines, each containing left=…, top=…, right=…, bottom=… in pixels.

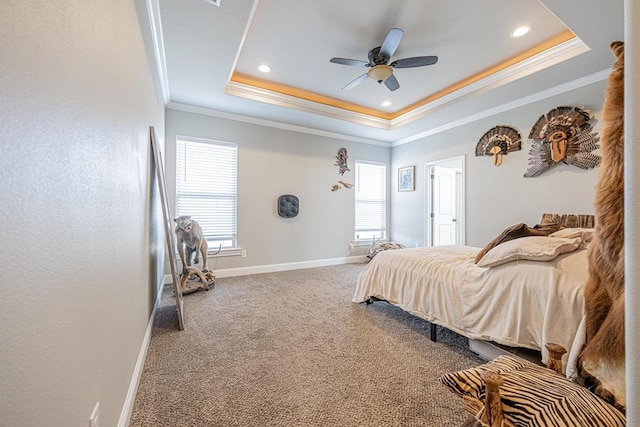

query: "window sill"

left=349, top=239, right=387, bottom=249
left=208, top=248, right=245, bottom=258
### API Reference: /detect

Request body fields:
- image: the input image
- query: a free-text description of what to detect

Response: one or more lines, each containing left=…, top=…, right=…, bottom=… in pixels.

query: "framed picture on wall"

left=398, top=166, right=415, bottom=192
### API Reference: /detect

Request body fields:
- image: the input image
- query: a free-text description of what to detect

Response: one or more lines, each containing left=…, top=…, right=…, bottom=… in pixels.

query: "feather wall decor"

left=524, top=106, right=600, bottom=177
left=475, top=125, right=522, bottom=166
left=334, top=147, right=350, bottom=175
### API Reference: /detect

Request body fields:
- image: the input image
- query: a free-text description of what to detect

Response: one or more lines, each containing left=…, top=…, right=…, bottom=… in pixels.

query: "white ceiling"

left=153, top=0, right=624, bottom=145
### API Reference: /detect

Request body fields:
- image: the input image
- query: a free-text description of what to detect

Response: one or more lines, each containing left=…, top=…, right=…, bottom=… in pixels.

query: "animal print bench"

left=439, top=344, right=626, bottom=426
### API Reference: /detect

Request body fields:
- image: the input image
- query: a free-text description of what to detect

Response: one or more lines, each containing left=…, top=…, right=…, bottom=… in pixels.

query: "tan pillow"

left=474, top=223, right=550, bottom=264
left=476, top=236, right=581, bottom=268
left=549, top=227, right=595, bottom=242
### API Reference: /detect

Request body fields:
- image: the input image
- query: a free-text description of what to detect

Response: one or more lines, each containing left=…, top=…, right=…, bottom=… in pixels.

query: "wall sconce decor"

left=475, top=125, right=522, bottom=166
left=524, top=106, right=600, bottom=177
left=277, top=194, right=299, bottom=218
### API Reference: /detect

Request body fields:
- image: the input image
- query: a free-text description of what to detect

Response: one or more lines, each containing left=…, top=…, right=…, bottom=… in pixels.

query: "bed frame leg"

left=364, top=296, right=385, bottom=305
left=430, top=323, right=437, bottom=341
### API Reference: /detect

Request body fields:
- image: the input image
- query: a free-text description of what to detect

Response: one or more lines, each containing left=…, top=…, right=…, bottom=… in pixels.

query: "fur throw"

left=579, top=41, right=626, bottom=412
left=473, top=222, right=557, bottom=264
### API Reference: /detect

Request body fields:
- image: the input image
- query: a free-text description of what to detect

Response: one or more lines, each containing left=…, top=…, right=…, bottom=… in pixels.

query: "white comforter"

left=352, top=246, right=588, bottom=378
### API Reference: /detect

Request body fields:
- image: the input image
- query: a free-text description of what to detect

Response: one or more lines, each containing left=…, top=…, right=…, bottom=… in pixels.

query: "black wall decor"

left=277, top=194, right=299, bottom=218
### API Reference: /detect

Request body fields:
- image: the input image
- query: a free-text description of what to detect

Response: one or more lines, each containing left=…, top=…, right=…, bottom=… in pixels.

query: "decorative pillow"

left=549, top=227, right=595, bottom=243
left=367, top=241, right=405, bottom=260
left=476, top=236, right=581, bottom=268
left=473, top=223, right=551, bottom=264
left=438, top=355, right=626, bottom=427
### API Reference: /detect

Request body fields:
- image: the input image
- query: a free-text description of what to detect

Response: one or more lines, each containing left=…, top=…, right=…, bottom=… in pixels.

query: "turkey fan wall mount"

left=329, top=28, right=438, bottom=92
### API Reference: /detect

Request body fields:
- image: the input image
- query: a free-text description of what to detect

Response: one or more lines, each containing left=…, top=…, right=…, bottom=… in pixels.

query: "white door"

left=432, top=165, right=457, bottom=245
left=455, top=170, right=463, bottom=245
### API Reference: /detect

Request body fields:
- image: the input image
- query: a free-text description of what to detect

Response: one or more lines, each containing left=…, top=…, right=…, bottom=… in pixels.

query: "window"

left=176, top=137, right=237, bottom=250
left=355, top=161, right=386, bottom=241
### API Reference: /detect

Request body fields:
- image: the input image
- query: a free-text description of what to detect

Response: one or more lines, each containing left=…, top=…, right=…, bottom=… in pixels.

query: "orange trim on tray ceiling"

left=230, top=73, right=396, bottom=120
left=394, top=30, right=577, bottom=117
left=230, top=30, right=576, bottom=120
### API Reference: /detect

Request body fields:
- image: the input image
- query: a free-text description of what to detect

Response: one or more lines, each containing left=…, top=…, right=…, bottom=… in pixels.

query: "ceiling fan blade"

left=384, top=74, right=400, bottom=91
left=342, top=73, right=369, bottom=91
left=390, top=56, right=439, bottom=68
left=379, top=28, right=403, bottom=59
left=330, top=57, right=370, bottom=67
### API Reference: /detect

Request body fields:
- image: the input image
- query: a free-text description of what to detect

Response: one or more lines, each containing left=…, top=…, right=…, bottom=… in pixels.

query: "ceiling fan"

left=329, top=28, right=438, bottom=92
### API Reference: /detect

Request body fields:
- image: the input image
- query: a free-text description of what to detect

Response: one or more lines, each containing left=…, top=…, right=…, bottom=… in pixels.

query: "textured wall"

left=0, top=1, right=164, bottom=426
left=391, top=81, right=606, bottom=248
left=165, top=108, right=391, bottom=272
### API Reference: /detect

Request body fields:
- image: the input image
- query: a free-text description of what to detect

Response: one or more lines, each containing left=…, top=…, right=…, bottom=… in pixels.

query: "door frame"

left=425, top=155, right=466, bottom=246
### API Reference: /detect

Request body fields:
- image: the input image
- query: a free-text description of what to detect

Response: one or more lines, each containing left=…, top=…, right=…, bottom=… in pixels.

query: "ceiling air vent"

left=203, top=0, right=220, bottom=6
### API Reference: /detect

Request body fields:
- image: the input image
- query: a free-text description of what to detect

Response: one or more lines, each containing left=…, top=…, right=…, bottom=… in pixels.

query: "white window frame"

left=354, top=160, right=387, bottom=244
left=175, top=136, right=240, bottom=256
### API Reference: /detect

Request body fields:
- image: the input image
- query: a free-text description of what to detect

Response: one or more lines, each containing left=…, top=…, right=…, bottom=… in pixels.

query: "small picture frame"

left=398, top=166, right=415, bottom=192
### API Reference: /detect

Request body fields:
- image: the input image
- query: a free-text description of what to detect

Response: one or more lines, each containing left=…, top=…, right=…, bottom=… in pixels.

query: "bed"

left=352, top=214, right=594, bottom=379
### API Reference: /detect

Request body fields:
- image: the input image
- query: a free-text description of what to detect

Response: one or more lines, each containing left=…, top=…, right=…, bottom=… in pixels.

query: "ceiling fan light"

left=368, top=65, right=393, bottom=83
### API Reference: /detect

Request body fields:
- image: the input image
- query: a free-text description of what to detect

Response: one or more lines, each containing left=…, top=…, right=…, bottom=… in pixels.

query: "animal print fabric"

left=439, top=355, right=626, bottom=426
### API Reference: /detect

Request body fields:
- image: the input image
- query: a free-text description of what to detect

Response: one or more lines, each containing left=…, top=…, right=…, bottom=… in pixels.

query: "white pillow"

left=477, top=236, right=582, bottom=268
left=549, top=227, right=594, bottom=242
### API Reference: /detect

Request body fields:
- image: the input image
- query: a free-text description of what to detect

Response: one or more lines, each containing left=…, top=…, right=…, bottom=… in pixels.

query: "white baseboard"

left=164, top=255, right=367, bottom=282
left=117, top=283, right=163, bottom=427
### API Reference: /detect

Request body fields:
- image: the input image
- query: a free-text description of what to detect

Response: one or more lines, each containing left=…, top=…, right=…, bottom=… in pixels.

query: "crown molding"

left=391, top=68, right=610, bottom=146
left=224, top=81, right=392, bottom=130
left=224, top=35, right=589, bottom=131
left=166, top=102, right=391, bottom=147
left=167, top=67, right=609, bottom=149
left=390, top=37, right=590, bottom=129
left=146, top=0, right=170, bottom=104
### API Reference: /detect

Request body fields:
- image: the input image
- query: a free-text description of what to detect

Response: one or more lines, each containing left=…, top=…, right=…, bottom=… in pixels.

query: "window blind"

left=355, top=161, right=386, bottom=240
left=176, top=137, right=237, bottom=248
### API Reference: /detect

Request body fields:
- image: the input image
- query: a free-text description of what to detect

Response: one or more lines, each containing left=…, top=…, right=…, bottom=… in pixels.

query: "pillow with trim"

left=549, top=227, right=595, bottom=243
left=473, top=223, right=551, bottom=264
left=476, top=236, right=581, bottom=268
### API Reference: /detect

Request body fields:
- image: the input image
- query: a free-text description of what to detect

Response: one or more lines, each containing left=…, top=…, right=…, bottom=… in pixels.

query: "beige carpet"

left=129, top=263, right=483, bottom=426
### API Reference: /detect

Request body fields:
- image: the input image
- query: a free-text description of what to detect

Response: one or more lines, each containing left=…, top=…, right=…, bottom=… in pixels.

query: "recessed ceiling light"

left=510, top=25, right=532, bottom=38
left=257, top=64, right=271, bottom=73
left=381, top=101, right=392, bottom=107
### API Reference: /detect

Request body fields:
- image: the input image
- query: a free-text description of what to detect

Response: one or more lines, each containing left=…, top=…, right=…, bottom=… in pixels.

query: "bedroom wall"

left=0, top=1, right=165, bottom=426
left=165, top=107, right=390, bottom=273
left=391, top=79, right=608, bottom=248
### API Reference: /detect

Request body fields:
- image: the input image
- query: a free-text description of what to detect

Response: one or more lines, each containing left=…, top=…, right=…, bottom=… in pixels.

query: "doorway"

left=425, top=156, right=465, bottom=246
